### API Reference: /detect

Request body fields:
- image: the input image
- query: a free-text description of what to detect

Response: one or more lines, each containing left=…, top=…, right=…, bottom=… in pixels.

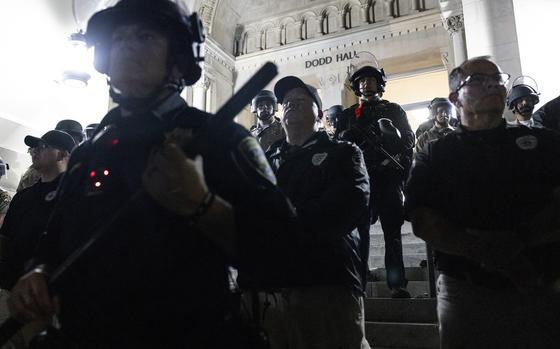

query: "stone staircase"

left=365, top=222, right=440, bottom=349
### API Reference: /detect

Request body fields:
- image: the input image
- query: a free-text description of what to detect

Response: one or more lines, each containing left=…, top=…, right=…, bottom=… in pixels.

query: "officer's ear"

left=312, top=103, right=322, bottom=122
left=449, top=92, right=461, bottom=109
left=57, top=150, right=70, bottom=162
left=170, top=65, right=183, bottom=82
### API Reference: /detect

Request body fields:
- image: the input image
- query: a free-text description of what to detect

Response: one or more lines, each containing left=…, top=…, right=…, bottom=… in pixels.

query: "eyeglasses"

left=455, top=73, right=511, bottom=92
left=27, top=144, right=49, bottom=154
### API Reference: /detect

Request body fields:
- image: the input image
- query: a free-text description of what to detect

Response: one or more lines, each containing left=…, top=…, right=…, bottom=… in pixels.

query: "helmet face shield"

left=506, top=76, right=540, bottom=111
left=86, top=0, right=205, bottom=86
left=346, top=51, right=386, bottom=96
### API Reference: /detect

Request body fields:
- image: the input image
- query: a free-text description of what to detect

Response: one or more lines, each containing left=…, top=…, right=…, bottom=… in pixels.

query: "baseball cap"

left=56, top=119, right=84, bottom=138
left=24, top=130, right=77, bottom=153
left=274, top=76, right=323, bottom=118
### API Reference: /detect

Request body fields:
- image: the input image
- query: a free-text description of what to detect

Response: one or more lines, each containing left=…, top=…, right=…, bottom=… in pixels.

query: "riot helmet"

left=347, top=51, right=387, bottom=96
left=85, top=0, right=205, bottom=87
left=428, top=98, right=453, bottom=117
left=326, top=105, right=344, bottom=128
left=250, top=90, right=278, bottom=113
left=507, top=76, right=540, bottom=111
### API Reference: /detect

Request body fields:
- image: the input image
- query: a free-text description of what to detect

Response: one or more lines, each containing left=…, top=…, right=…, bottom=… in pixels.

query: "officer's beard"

left=257, top=113, right=274, bottom=124
left=360, top=90, right=379, bottom=102
left=517, top=107, right=534, bottom=119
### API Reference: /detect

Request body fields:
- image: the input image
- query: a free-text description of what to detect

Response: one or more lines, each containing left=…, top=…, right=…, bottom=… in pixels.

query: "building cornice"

left=235, top=9, right=444, bottom=68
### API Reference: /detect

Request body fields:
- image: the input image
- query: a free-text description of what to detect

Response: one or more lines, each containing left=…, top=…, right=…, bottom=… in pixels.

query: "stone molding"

left=443, top=14, right=463, bottom=35
left=235, top=9, right=445, bottom=69
left=236, top=0, right=440, bottom=56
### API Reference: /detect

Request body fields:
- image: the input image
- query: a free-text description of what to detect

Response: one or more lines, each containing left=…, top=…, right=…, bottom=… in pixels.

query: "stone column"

left=339, top=10, right=346, bottom=30
left=460, top=0, right=522, bottom=78
left=440, top=0, right=467, bottom=67
left=444, top=14, right=467, bottom=66
left=193, top=75, right=211, bottom=111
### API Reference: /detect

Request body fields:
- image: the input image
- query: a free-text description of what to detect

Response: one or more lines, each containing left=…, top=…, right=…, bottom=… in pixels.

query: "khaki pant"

left=245, top=285, right=370, bottom=349
left=437, top=274, right=560, bottom=349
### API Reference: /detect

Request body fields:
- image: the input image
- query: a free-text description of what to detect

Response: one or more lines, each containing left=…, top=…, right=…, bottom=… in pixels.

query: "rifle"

left=0, top=62, right=279, bottom=346
left=348, top=123, right=405, bottom=171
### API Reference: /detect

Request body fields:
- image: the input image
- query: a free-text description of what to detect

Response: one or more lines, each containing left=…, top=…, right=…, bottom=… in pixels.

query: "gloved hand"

left=142, top=129, right=209, bottom=216
left=378, top=118, right=401, bottom=139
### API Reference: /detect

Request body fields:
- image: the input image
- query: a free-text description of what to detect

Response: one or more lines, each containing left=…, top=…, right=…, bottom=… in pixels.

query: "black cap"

left=274, top=76, right=323, bottom=118
left=24, top=130, right=77, bottom=153
left=56, top=119, right=83, bottom=135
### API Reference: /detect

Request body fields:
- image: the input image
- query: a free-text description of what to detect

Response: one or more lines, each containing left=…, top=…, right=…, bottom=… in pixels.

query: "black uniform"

left=533, top=94, right=560, bottom=132
left=266, top=131, right=370, bottom=292
left=0, top=176, right=61, bottom=290
left=337, top=99, right=414, bottom=289
left=29, top=93, right=293, bottom=348
left=406, top=121, right=560, bottom=287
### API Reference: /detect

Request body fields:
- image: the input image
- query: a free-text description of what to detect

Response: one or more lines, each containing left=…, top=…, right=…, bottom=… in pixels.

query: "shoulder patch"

left=237, top=137, right=277, bottom=185
left=515, top=135, right=538, bottom=150
left=311, top=152, right=328, bottom=166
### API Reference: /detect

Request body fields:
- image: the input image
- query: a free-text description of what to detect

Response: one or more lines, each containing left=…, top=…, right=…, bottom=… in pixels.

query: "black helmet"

left=507, top=84, right=540, bottom=110
left=428, top=97, right=453, bottom=114
left=250, top=90, right=278, bottom=113
left=349, top=66, right=387, bottom=96
left=85, top=0, right=205, bottom=86
left=0, top=157, right=8, bottom=178
left=326, top=105, right=344, bottom=125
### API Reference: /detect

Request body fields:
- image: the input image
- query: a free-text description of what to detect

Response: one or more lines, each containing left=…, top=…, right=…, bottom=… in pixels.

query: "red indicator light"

left=90, top=171, right=96, bottom=178
left=112, top=139, right=119, bottom=145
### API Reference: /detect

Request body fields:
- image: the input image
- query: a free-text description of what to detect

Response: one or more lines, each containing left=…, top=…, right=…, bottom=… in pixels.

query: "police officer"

left=0, top=131, right=75, bottom=290
left=266, top=76, right=370, bottom=349
left=325, top=105, right=344, bottom=136
left=415, top=98, right=455, bottom=152
left=337, top=60, right=414, bottom=298
left=407, top=57, right=560, bottom=348
left=506, top=81, right=540, bottom=127
left=16, top=120, right=82, bottom=192
left=250, top=90, right=285, bottom=151
left=415, top=99, right=460, bottom=138
left=7, top=0, right=292, bottom=347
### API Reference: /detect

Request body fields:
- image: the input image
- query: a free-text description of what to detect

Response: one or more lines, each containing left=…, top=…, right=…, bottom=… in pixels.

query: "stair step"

left=370, top=232, right=424, bottom=245
left=364, top=297, right=437, bottom=323
left=365, top=321, right=439, bottom=349
left=370, top=242, right=427, bottom=257
left=370, top=267, right=428, bottom=281
left=366, top=281, right=430, bottom=298
left=369, top=254, right=427, bottom=268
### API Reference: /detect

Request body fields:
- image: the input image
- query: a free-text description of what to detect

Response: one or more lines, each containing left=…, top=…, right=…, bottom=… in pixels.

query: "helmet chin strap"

left=108, top=78, right=183, bottom=114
